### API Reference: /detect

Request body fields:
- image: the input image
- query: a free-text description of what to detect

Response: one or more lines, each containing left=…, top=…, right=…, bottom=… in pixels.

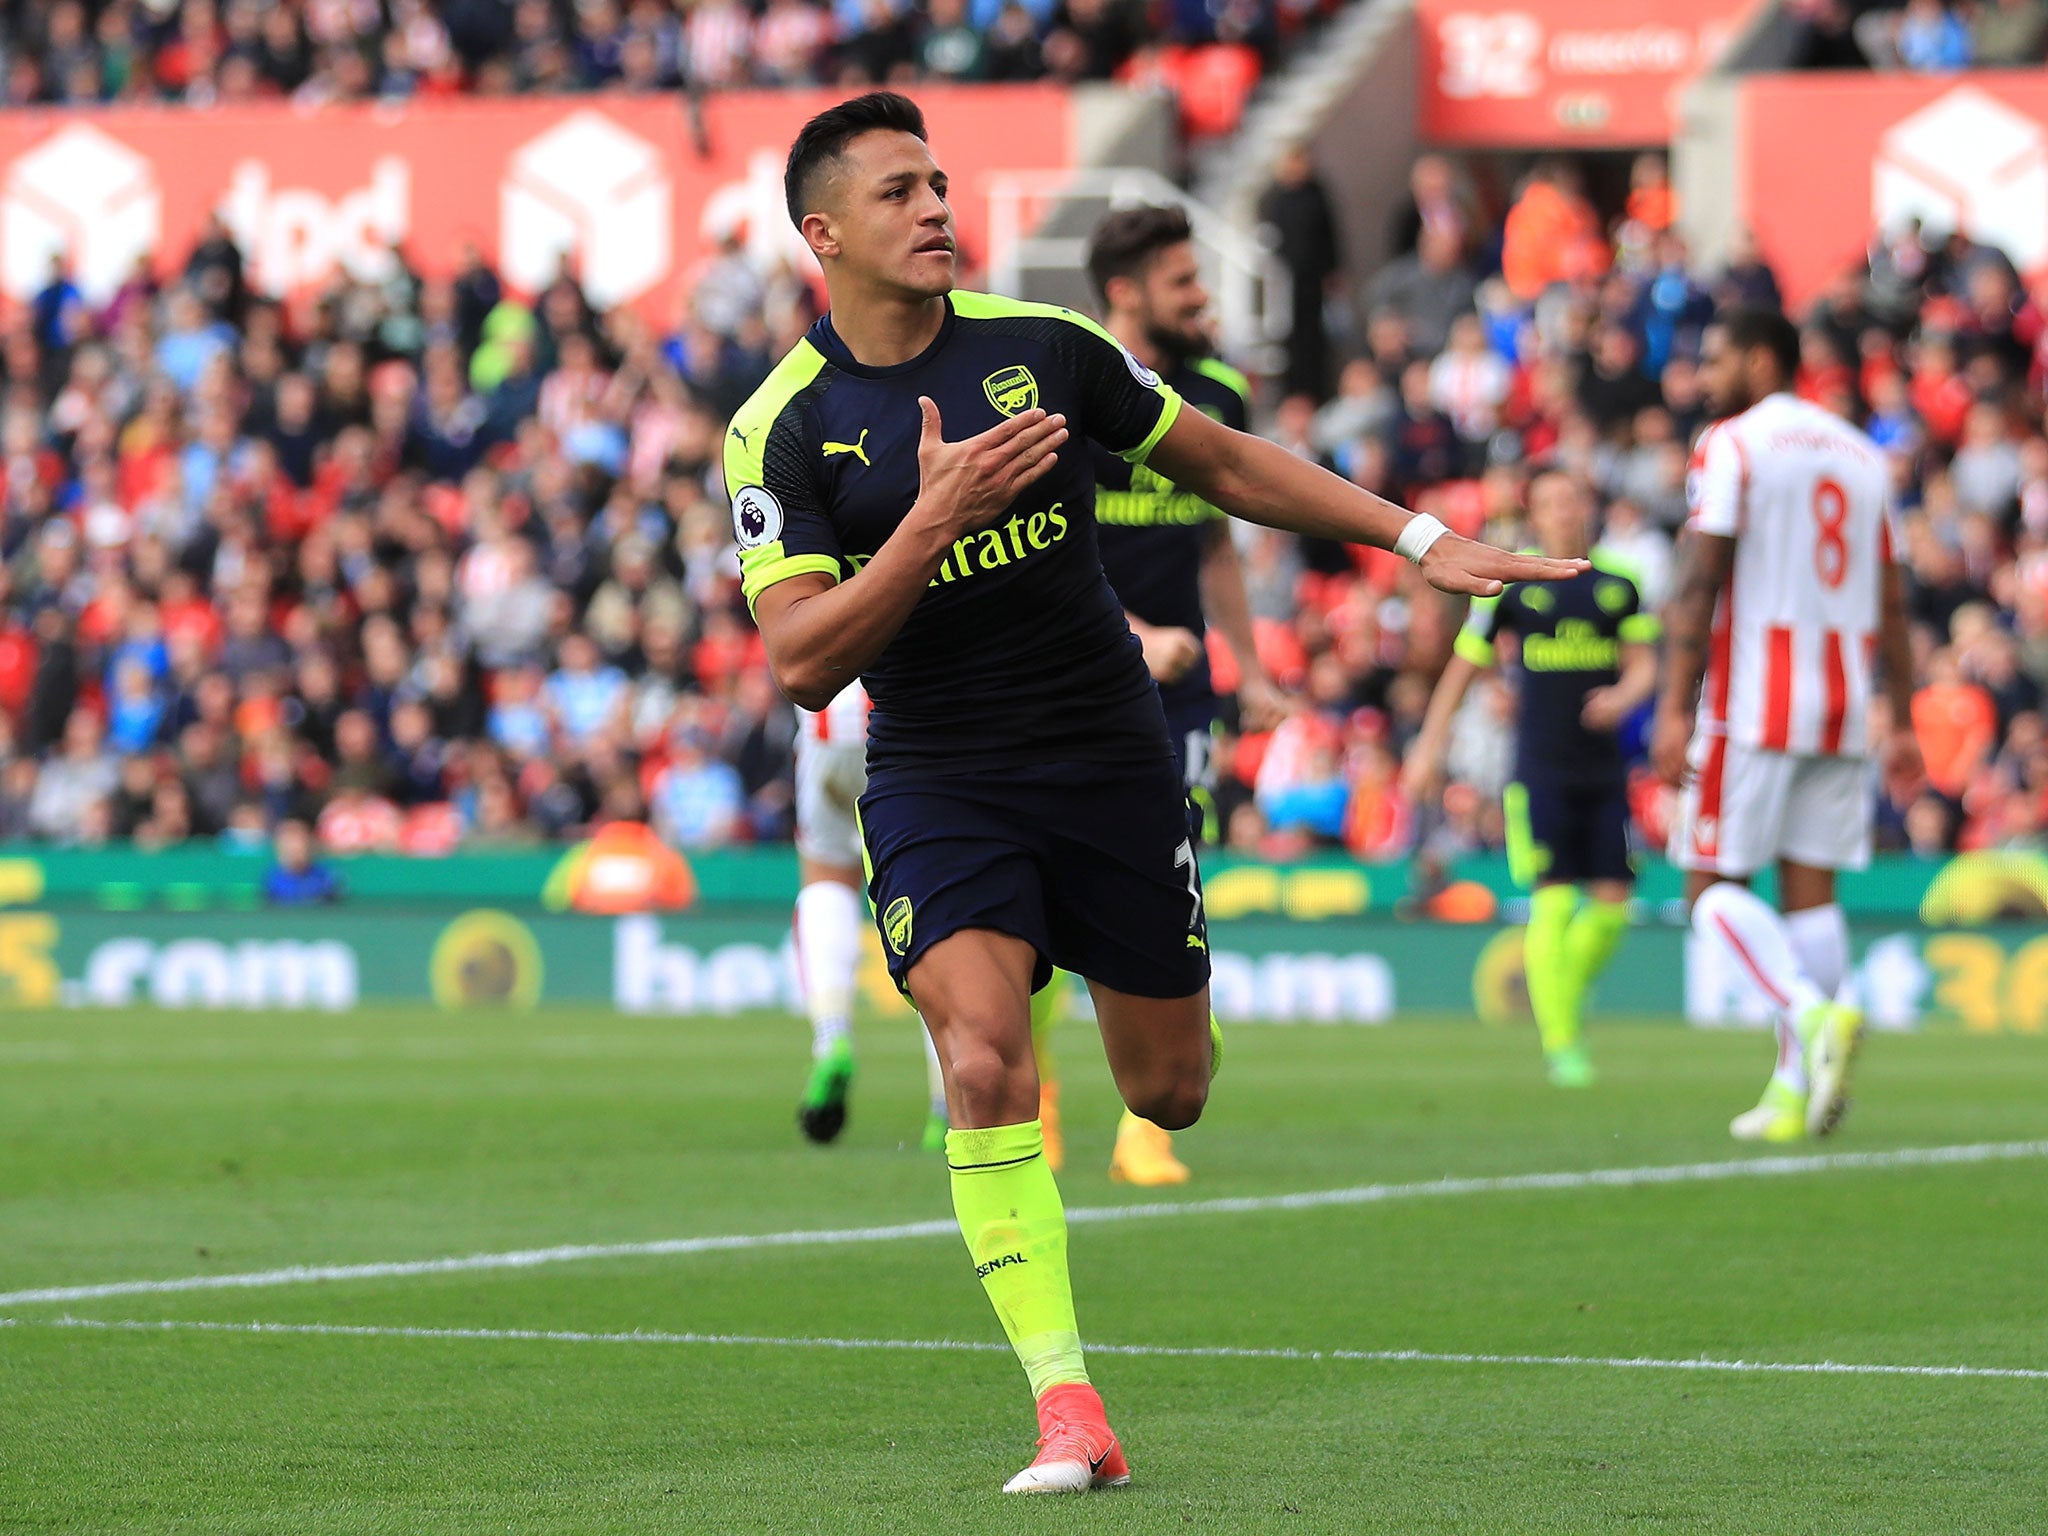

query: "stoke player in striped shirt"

left=1652, top=308, right=1925, bottom=1144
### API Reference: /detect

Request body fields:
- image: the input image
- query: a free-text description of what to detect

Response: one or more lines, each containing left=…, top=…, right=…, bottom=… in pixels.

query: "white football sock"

left=923, top=1027, right=947, bottom=1120
left=795, top=879, right=864, bottom=1060
left=1785, top=903, right=1850, bottom=1000
left=1692, top=881, right=1827, bottom=1093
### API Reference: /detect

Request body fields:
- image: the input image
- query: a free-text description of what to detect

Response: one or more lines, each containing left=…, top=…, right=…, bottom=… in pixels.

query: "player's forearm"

left=1414, top=655, right=1479, bottom=769
left=756, top=517, right=955, bottom=710
left=1197, top=528, right=1268, bottom=685
left=1613, top=645, right=1660, bottom=712
left=1656, top=530, right=1732, bottom=719
left=1878, top=562, right=1917, bottom=726
left=1167, top=427, right=1412, bottom=548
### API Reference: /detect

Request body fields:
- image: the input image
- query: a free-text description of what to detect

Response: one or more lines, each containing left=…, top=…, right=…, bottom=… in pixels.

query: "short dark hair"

left=784, top=91, right=928, bottom=229
left=1086, top=205, right=1194, bottom=307
left=1717, top=305, right=1801, bottom=384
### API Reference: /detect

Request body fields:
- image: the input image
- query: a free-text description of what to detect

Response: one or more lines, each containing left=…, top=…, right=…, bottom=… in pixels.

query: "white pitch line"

left=20, top=1316, right=2048, bottom=1384
left=3, top=1138, right=2044, bottom=1311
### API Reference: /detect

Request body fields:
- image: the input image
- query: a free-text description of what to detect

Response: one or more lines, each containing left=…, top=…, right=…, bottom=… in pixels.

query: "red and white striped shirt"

left=684, top=0, right=756, bottom=87
left=800, top=683, right=870, bottom=747
left=1686, top=392, right=1896, bottom=758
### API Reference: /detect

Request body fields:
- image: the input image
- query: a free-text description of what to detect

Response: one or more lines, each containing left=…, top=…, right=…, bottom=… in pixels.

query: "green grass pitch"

left=2, top=1004, right=2045, bottom=1533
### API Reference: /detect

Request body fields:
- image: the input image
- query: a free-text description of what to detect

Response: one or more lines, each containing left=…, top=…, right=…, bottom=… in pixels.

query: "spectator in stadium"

left=26, top=707, right=117, bottom=843
left=1714, top=229, right=1785, bottom=313
left=649, top=720, right=745, bottom=849
left=1310, top=358, right=1395, bottom=457
left=1501, top=161, right=1605, bottom=302
left=155, top=288, right=235, bottom=395
left=1607, top=408, right=1690, bottom=530
left=1255, top=712, right=1348, bottom=845
left=1427, top=313, right=1512, bottom=471
left=1914, top=647, right=1999, bottom=804
left=1575, top=324, right=1662, bottom=439
left=1635, top=233, right=1715, bottom=375
left=1892, top=0, right=1974, bottom=70
left=1972, top=0, right=2048, bottom=63
left=33, top=254, right=86, bottom=353
left=1594, top=497, right=1673, bottom=609
left=543, top=632, right=630, bottom=750
left=487, top=665, right=552, bottom=761
left=1387, top=152, right=1480, bottom=261
left=1367, top=225, right=1478, bottom=360
left=1950, top=400, right=2023, bottom=517
left=1259, top=145, right=1343, bottom=398
left=264, top=817, right=345, bottom=905
left=1388, top=359, right=1461, bottom=498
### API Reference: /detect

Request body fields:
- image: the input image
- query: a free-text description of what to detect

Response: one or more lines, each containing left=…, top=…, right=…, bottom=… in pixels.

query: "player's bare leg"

left=1685, top=868, right=1859, bottom=1141
left=1089, top=982, right=1214, bottom=1132
left=911, top=930, right=1128, bottom=1494
left=794, top=855, right=866, bottom=1144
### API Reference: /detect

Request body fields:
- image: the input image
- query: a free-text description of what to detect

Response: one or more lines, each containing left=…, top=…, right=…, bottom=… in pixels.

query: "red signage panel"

left=1741, top=72, right=2048, bottom=312
left=0, top=86, right=1071, bottom=319
left=1419, top=0, right=1757, bottom=147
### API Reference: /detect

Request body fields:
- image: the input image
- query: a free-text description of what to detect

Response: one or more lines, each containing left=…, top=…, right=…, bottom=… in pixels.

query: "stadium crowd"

left=1788, top=0, right=2048, bottom=72
left=0, top=0, right=1314, bottom=104
left=0, top=124, right=2045, bottom=869
left=1223, top=153, right=2048, bottom=872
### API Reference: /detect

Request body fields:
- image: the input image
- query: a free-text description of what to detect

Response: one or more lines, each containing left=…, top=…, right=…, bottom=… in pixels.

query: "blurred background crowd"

left=0, top=14, right=2045, bottom=870
left=1786, top=0, right=2048, bottom=73
left=0, top=0, right=1332, bottom=104
left=1230, top=149, right=2048, bottom=872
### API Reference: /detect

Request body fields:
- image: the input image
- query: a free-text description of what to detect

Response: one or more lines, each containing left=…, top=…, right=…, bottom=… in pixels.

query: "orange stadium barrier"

left=0, top=84, right=1073, bottom=319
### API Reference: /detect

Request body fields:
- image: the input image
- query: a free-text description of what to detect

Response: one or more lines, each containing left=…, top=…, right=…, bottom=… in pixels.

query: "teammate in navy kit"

left=1404, top=470, right=1659, bottom=1085
left=1087, top=207, right=1285, bottom=822
left=731, top=92, right=1583, bottom=1494
left=1025, top=205, right=1288, bottom=1187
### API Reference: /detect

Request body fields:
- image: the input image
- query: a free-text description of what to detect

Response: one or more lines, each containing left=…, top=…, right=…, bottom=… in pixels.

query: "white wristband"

left=1394, top=513, right=1450, bottom=565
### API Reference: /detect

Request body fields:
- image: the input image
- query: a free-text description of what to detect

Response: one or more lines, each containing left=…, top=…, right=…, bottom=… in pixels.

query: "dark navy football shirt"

left=726, top=291, right=1186, bottom=780
left=1456, top=558, right=1659, bottom=784
left=1092, top=356, right=1252, bottom=712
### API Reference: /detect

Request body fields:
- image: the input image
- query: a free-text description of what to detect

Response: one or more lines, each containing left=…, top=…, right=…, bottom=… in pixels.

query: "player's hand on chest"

left=822, top=360, right=1080, bottom=552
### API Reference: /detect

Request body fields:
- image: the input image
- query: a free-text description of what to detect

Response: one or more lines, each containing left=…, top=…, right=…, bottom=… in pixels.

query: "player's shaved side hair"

left=784, top=91, right=929, bottom=229
left=1086, top=205, right=1195, bottom=307
left=1717, top=306, right=1801, bottom=386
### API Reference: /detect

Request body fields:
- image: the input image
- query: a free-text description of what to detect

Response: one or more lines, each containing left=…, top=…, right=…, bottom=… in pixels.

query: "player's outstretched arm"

left=1650, top=527, right=1736, bottom=785
left=752, top=401, right=1068, bottom=710
left=1144, top=407, right=1585, bottom=596
left=1400, top=651, right=1483, bottom=805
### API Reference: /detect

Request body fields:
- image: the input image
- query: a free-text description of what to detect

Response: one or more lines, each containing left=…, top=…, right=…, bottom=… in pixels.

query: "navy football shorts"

left=1504, top=775, right=1634, bottom=887
left=1163, top=692, right=1219, bottom=843
left=858, top=757, right=1211, bottom=1000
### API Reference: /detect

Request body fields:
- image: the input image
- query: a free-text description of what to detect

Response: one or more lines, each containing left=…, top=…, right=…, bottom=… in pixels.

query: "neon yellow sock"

left=1564, top=899, right=1630, bottom=1022
left=1525, top=883, right=1582, bottom=1056
left=946, top=1119, right=1088, bottom=1398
